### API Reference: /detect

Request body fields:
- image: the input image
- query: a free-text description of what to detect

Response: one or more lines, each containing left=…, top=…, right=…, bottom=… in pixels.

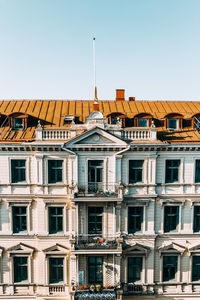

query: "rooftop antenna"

left=93, top=37, right=98, bottom=101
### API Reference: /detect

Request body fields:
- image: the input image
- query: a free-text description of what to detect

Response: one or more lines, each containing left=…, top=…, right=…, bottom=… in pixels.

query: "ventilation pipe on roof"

left=129, top=97, right=135, bottom=101
left=93, top=100, right=99, bottom=111
left=116, top=89, right=125, bottom=101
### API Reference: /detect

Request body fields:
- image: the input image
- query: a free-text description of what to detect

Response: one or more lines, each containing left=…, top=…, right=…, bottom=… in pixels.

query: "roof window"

left=13, top=118, right=24, bottom=130
left=138, top=118, right=149, bottom=127
left=63, top=116, right=74, bottom=124
left=168, top=118, right=178, bottom=131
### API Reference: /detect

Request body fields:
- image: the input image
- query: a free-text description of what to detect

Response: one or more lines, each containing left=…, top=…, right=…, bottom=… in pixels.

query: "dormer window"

left=165, top=113, right=183, bottom=131
left=168, top=118, right=178, bottom=131
left=138, top=118, right=149, bottom=127
left=13, top=118, right=24, bottom=130
left=9, top=113, right=28, bottom=130
left=134, top=113, right=152, bottom=128
left=63, top=116, right=74, bottom=125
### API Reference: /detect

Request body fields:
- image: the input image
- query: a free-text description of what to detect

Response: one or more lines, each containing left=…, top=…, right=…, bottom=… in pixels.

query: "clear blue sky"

left=0, top=0, right=200, bottom=100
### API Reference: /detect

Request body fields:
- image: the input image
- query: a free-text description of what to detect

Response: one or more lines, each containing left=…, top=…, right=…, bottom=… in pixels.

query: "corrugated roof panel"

left=53, top=101, right=62, bottom=126
left=68, top=101, right=76, bottom=116
left=115, top=101, right=125, bottom=114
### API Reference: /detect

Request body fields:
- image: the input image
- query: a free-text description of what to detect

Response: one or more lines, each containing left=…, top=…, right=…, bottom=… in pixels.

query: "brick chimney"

left=129, top=97, right=135, bottom=101
left=116, top=89, right=125, bottom=101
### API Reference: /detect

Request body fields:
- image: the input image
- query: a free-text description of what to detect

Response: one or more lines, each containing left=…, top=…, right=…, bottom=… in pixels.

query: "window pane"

left=13, top=206, right=27, bottom=233
left=49, top=207, right=63, bottom=234
left=164, top=206, right=179, bottom=233
left=129, top=160, right=144, bottom=184
left=14, top=257, right=28, bottom=282
left=192, top=256, right=200, bottom=281
left=88, top=257, right=103, bottom=284
left=88, top=207, right=103, bottom=234
left=48, top=160, right=63, bottom=184
left=163, top=256, right=177, bottom=282
left=194, top=206, right=200, bottom=232
left=128, top=207, right=143, bottom=233
left=49, top=258, right=63, bottom=283
left=138, top=119, right=148, bottom=127
left=128, top=257, right=142, bottom=282
left=13, top=118, right=24, bottom=130
left=165, top=160, right=180, bottom=183
left=168, top=119, right=178, bottom=130
left=11, top=160, right=26, bottom=183
left=195, top=160, right=200, bottom=183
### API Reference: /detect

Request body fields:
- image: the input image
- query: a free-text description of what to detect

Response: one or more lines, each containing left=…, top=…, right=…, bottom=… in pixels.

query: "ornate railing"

left=75, top=289, right=116, bottom=300
left=121, top=128, right=157, bottom=141
left=76, top=183, right=120, bottom=197
left=75, top=235, right=118, bottom=250
left=42, top=129, right=71, bottom=140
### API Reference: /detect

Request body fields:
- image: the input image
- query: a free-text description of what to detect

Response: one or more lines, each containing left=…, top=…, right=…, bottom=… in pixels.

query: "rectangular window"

left=48, top=207, right=63, bottom=234
left=128, top=257, right=143, bottom=282
left=168, top=119, right=178, bottom=130
left=88, top=207, right=103, bottom=235
left=12, top=206, right=27, bottom=233
left=88, top=256, right=103, bottom=284
left=164, top=206, right=179, bottom=233
left=48, top=160, right=63, bottom=184
left=49, top=258, right=64, bottom=283
left=11, top=159, right=26, bottom=183
left=138, top=118, right=149, bottom=127
left=128, top=207, right=143, bottom=234
left=88, top=160, right=103, bottom=192
left=192, top=256, right=200, bottom=281
left=129, top=160, right=144, bottom=184
left=14, top=257, right=28, bottom=282
left=193, top=206, right=200, bottom=232
left=13, top=118, right=24, bottom=130
left=165, top=160, right=180, bottom=183
left=163, top=256, right=178, bottom=282
left=195, top=160, right=200, bottom=183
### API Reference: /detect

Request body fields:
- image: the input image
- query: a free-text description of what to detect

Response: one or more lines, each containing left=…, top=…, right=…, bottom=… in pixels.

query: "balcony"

left=122, top=283, right=154, bottom=295
left=121, top=127, right=157, bottom=141
left=75, top=235, right=119, bottom=250
left=74, top=183, right=122, bottom=200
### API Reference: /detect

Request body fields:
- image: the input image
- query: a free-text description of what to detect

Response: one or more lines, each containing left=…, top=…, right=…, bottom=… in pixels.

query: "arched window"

left=164, top=113, right=183, bottom=131
left=134, top=113, right=153, bottom=127
left=106, top=113, right=126, bottom=127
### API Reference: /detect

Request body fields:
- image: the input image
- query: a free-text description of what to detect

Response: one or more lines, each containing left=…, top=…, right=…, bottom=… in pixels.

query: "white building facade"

left=0, top=93, right=200, bottom=300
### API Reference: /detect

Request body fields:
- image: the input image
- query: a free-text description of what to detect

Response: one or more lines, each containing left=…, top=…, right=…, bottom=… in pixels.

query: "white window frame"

left=168, top=118, right=179, bottom=130
left=161, top=202, right=183, bottom=234
left=7, top=200, right=33, bottom=234
left=125, top=201, right=149, bottom=234
left=44, top=200, right=69, bottom=235
left=85, top=158, right=106, bottom=192
left=160, top=254, right=180, bottom=283
left=126, top=255, right=145, bottom=284
left=9, top=157, right=30, bottom=185
left=127, top=158, right=147, bottom=185
left=164, top=158, right=183, bottom=184
left=45, top=156, right=66, bottom=185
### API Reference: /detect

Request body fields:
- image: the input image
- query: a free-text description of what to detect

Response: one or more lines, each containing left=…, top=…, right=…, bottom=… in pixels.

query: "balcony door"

left=88, top=160, right=103, bottom=192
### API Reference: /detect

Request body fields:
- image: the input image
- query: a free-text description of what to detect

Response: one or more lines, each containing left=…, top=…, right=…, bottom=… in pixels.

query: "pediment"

left=158, top=242, right=185, bottom=255
left=7, top=243, right=35, bottom=256
left=63, top=127, right=127, bottom=148
left=43, top=243, right=70, bottom=255
left=123, top=242, right=150, bottom=254
left=189, top=243, right=200, bottom=253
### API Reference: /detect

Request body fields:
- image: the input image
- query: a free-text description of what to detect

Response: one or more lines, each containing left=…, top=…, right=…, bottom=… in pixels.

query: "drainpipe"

left=113, top=254, right=115, bottom=284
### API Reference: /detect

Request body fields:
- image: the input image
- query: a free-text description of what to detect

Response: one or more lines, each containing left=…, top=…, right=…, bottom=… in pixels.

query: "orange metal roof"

left=0, top=99, right=200, bottom=143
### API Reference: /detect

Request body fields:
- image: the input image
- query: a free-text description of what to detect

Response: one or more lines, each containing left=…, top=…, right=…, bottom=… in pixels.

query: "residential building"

left=0, top=90, right=200, bottom=300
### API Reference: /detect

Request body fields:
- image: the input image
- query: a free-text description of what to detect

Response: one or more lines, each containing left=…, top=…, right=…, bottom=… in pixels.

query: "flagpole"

left=93, top=37, right=97, bottom=100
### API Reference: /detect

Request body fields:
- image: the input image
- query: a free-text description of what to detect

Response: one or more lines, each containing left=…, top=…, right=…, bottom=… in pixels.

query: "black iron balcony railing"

left=76, top=183, right=120, bottom=198
left=75, top=289, right=116, bottom=300
left=75, top=234, right=118, bottom=250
